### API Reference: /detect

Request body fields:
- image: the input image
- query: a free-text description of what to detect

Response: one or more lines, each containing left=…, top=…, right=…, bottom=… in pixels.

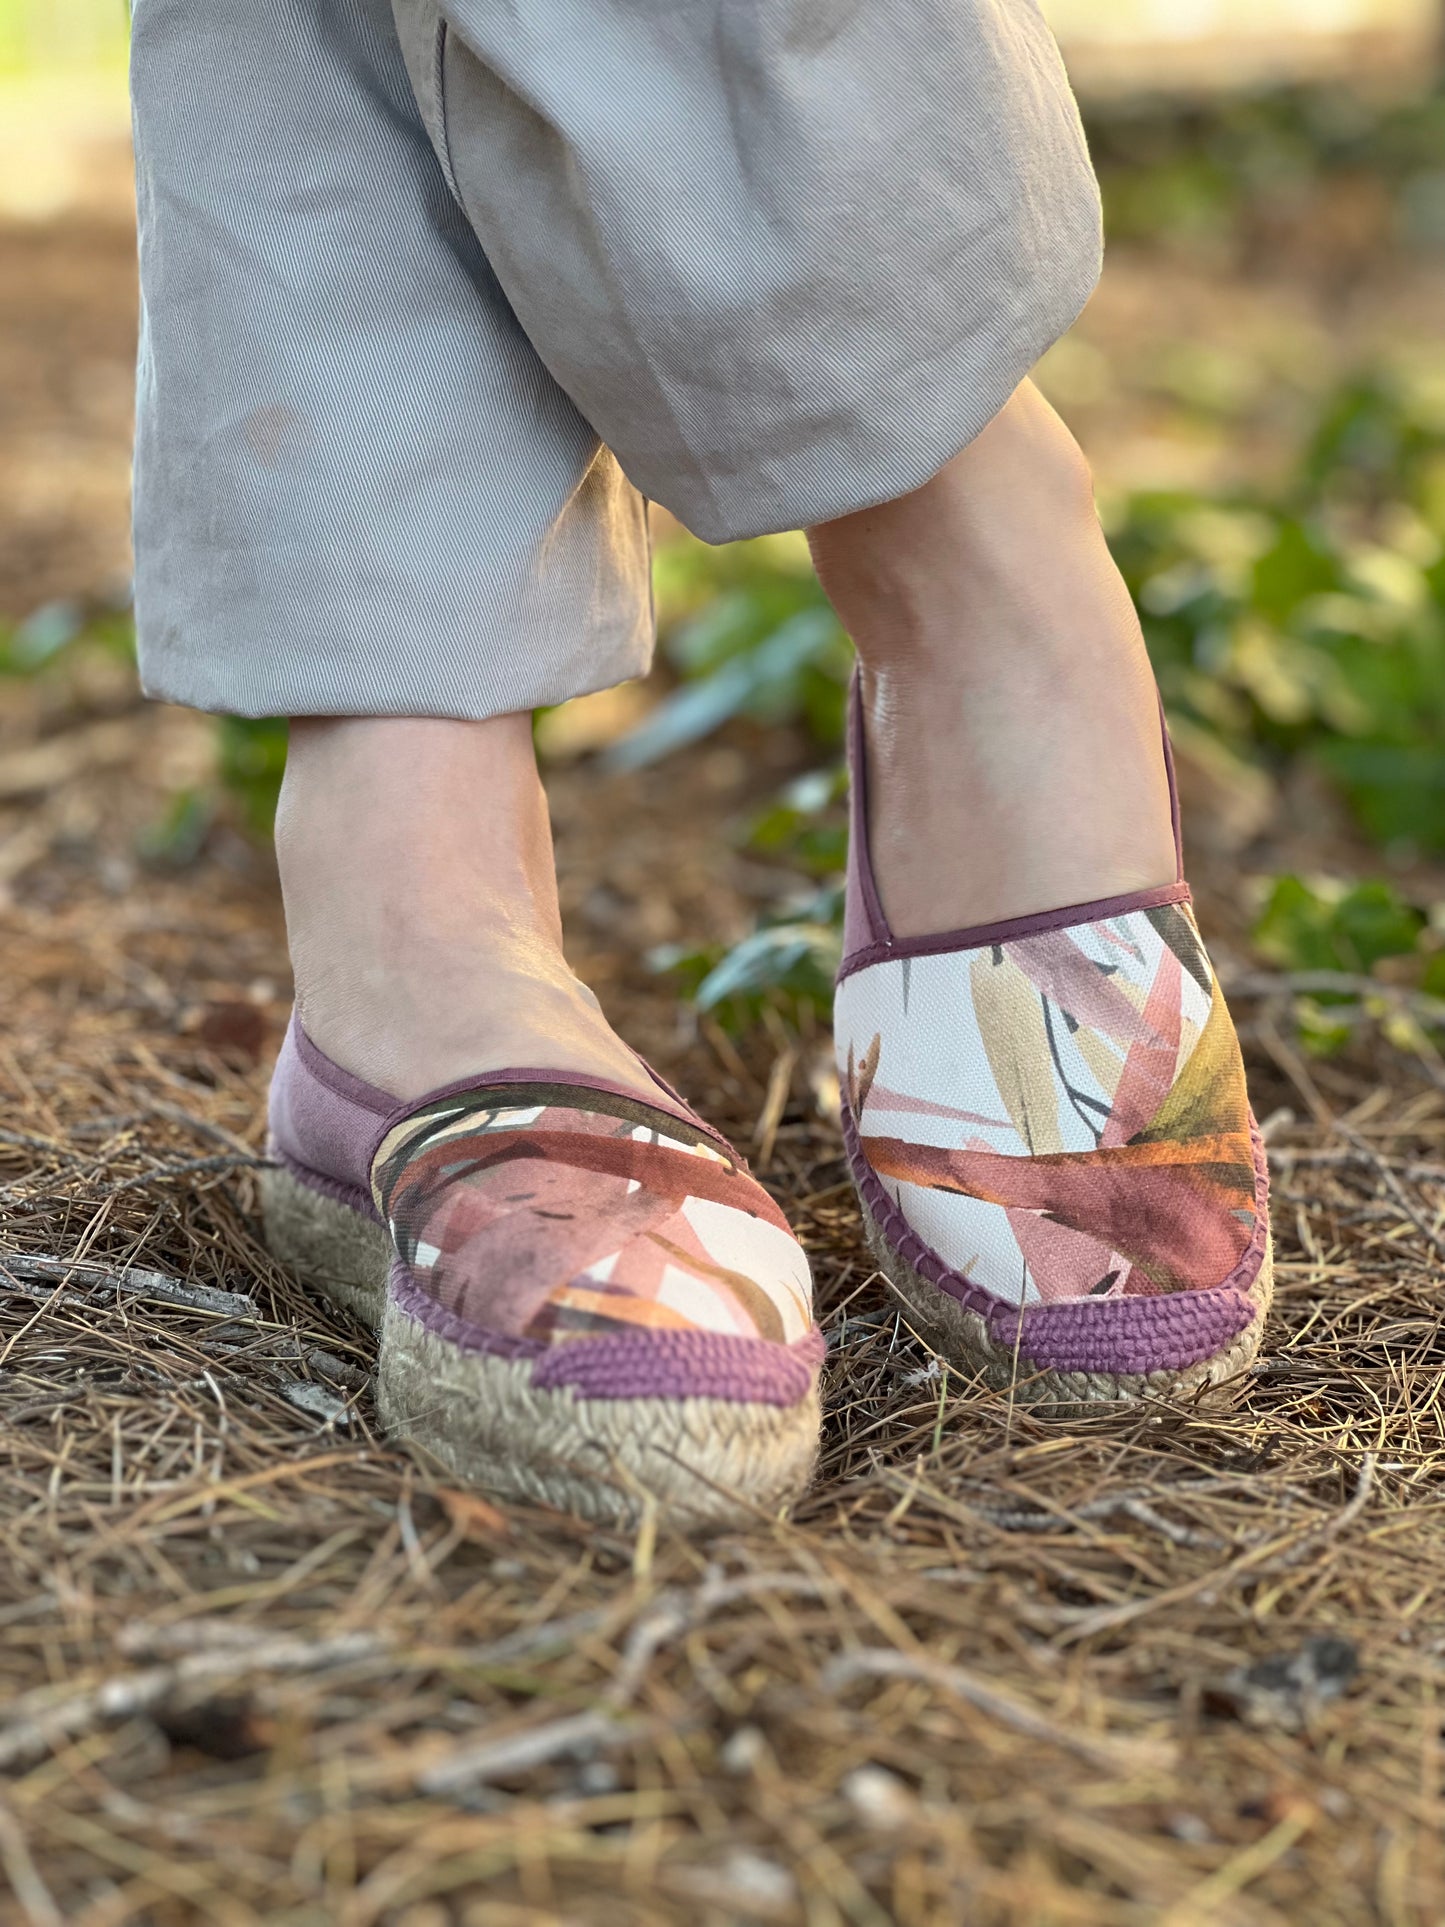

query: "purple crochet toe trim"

left=842, top=1092, right=1269, bottom=1377
left=531, top=1324, right=825, bottom=1404
left=1008, top=1285, right=1255, bottom=1374
left=389, top=1263, right=822, bottom=1407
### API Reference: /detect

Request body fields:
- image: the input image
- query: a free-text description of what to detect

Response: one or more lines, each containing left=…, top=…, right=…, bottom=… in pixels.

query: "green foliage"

left=607, top=535, right=851, bottom=770
left=0, top=599, right=133, bottom=675
left=132, top=720, right=289, bottom=866
left=744, top=766, right=849, bottom=878
left=0, top=603, right=292, bottom=861
left=650, top=885, right=843, bottom=1033
left=136, top=785, right=214, bottom=869
left=1115, top=369, right=1445, bottom=855
left=1253, top=873, right=1430, bottom=978
left=216, top=716, right=289, bottom=837
left=1087, top=85, right=1445, bottom=255
left=649, top=765, right=848, bottom=1032
left=1251, top=873, right=1445, bottom=1054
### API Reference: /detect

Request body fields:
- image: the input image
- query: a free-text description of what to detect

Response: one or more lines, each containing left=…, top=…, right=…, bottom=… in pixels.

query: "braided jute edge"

left=260, top=1166, right=820, bottom=1530
left=379, top=1306, right=820, bottom=1530
left=860, top=1200, right=1274, bottom=1416
left=261, top=1167, right=389, bottom=1329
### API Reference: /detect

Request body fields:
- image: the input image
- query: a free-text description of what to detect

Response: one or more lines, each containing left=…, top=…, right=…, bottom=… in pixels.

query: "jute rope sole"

left=261, top=1166, right=820, bottom=1529
left=862, top=1202, right=1273, bottom=1416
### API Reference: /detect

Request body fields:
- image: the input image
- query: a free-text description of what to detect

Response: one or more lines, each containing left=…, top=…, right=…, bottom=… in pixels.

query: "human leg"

left=808, top=380, right=1179, bottom=939
left=130, top=0, right=823, bottom=1525
left=380, top=0, right=1267, bottom=1408
left=820, top=388, right=1271, bottom=1406
left=274, top=714, right=660, bottom=1101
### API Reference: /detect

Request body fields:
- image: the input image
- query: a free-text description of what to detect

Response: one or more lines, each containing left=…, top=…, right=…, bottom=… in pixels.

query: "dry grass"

left=3, top=681, right=1445, bottom=1927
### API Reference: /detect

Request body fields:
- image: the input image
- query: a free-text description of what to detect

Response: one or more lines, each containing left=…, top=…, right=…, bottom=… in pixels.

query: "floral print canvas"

left=835, top=903, right=1259, bottom=1307
left=372, top=1084, right=814, bottom=1346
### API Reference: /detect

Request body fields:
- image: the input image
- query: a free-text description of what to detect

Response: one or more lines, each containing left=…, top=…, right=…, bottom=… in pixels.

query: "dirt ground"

left=4, top=151, right=1445, bottom=1926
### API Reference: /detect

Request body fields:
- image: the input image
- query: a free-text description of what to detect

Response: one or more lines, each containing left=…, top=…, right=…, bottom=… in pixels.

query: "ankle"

left=277, top=712, right=551, bottom=904
left=807, top=384, right=1180, bottom=937
left=272, top=711, right=656, bottom=1101
left=808, top=381, right=1101, bottom=672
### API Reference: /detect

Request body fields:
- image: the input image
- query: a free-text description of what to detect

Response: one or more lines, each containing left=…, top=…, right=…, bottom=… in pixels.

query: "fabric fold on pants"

left=131, top=0, right=1101, bottom=721
left=131, top=0, right=653, bottom=720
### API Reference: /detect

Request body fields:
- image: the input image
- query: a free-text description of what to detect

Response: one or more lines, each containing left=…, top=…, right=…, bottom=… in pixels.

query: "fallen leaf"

left=435, top=1488, right=511, bottom=1542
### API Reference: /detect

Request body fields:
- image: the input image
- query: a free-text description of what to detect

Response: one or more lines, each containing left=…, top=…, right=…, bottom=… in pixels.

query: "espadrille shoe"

left=261, top=1020, right=822, bottom=1526
left=834, top=687, right=1271, bottom=1410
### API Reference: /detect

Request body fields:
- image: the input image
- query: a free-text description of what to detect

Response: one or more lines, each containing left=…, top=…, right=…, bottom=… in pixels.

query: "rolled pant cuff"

left=135, top=553, right=654, bottom=722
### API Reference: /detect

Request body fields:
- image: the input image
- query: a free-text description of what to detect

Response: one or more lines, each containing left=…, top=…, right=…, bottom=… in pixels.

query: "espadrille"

left=834, top=684, right=1271, bottom=1410
left=261, top=1020, right=822, bottom=1526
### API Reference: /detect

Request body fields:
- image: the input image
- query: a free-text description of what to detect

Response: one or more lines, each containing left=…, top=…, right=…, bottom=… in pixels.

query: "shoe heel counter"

left=268, top=1015, right=394, bottom=1192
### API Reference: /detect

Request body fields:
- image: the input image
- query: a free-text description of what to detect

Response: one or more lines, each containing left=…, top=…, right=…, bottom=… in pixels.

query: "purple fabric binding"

left=838, top=674, right=1192, bottom=983
left=268, top=1018, right=394, bottom=1202
left=267, top=1019, right=820, bottom=1408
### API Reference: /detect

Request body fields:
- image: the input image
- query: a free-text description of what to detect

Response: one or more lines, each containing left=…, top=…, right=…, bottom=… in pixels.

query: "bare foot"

left=808, top=380, right=1178, bottom=938
left=274, top=712, right=661, bottom=1103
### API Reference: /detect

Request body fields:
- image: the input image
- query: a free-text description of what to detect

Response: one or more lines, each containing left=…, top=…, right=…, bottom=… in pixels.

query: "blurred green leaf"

left=1250, top=874, right=1444, bottom=1057
left=1110, top=370, right=1445, bottom=853
left=745, top=765, right=848, bottom=877
left=137, top=786, right=215, bottom=869
left=1253, top=874, right=1427, bottom=980
left=1250, top=520, right=1339, bottom=623
left=217, top=717, right=288, bottom=836
left=0, top=601, right=136, bottom=676
left=651, top=885, right=844, bottom=1032
left=1314, top=742, right=1445, bottom=851
left=696, top=918, right=840, bottom=1011
left=605, top=607, right=849, bottom=772
left=1089, top=84, right=1445, bottom=263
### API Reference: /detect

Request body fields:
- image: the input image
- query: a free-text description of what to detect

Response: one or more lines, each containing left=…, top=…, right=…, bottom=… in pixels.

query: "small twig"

left=1257, top=1453, right=1377, bottom=1575
left=1331, top=1125, right=1445, bottom=1264
left=418, top=1571, right=839, bottom=1793
left=820, top=1648, right=1173, bottom=1776
left=1268, top=1148, right=1445, bottom=1186
left=99, top=1152, right=276, bottom=1195
left=970, top=1488, right=1226, bottom=1549
left=278, top=1380, right=354, bottom=1429
left=418, top=1708, right=639, bottom=1792
left=1062, top=1456, right=1378, bottom=1644
left=0, top=1252, right=260, bottom=1321
left=0, top=1127, right=68, bottom=1158
left=0, top=1630, right=386, bottom=1771
left=449, top=1607, right=617, bottom=1672
left=303, top=1347, right=371, bottom=1394
left=752, top=1045, right=796, bottom=1167
left=1227, top=970, right=1445, bottom=1015
left=141, top=1100, right=262, bottom=1158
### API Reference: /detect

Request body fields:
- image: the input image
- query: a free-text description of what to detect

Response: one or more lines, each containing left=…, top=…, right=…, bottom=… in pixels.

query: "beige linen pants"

left=131, top=0, right=1101, bottom=719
